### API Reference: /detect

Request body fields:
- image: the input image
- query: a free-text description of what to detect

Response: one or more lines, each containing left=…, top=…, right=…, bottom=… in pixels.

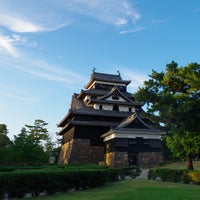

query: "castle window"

left=129, top=107, right=132, bottom=112
left=99, top=105, right=103, bottom=110
left=113, top=104, right=119, bottom=111
left=112, top=93, right=119, bottom=100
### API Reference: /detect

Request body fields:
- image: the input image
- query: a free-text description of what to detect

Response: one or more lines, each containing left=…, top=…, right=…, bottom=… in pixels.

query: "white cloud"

left=12, top=58, right=86, bottom=85
left=0, top=92, right=37, bottom=103
left=115, top=18, right=128, bottom=26
left=16, top=66, right=71, bottom=83
left=0, top=0, right=141, bottom=36
left=0, top=14, right=44, bottom=33
left=121, top=70, right=148, bottom=92
left=0, top=34, right=19, bottom=58
left=0, top=13, right=71, bottom=33
left=119, top=26, right=145, bottom=35
left=0, top=34, right=38, bottom=57
left=60, top=0, right=141, bottom=26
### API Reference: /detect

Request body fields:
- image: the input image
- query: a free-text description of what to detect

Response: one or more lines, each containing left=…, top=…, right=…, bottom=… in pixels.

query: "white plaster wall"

left=94, top=104, right=135, bottom=112
left=119, top=105, right=135, bottom=112
left=105, top=96, right=126, bottom=102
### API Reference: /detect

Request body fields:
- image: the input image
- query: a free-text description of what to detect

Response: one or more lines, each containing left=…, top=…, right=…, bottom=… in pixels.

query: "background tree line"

left=0, top=120, right=61, bottom=166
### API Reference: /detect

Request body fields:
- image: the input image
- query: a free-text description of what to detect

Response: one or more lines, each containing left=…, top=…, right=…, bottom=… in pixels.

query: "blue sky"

left=1, top=0, right=200, bottom=140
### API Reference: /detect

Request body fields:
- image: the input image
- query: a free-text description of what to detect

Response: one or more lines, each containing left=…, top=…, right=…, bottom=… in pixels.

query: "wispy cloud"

left=0, top=92, right=37, bottom=103
left=152, top=18, right=169, bottom=24
left=0, top=14, right=44, bottom=33
left=119, top=26, right=145, bottom=35
left=0, top=34, right=19, bottom=58
left=12, top=57, right=86, bottom=85
left=121, top=70, right=148, bottom=92
left=0, top=34, right=38, bottom=58
left=105, top=66, right=148, bottom=92
left=0, top=14, right=71, bottom=33
left=0, top=0, right=142, bottom=48
left=59, top=0, right=141, bottom=26
left=0, top=1, right=72, bottom=33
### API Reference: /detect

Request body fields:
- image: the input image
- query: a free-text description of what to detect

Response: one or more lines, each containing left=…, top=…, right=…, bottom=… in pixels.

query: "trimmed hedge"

left=148, top=168, right=190, bottom=184
left=0, top=166, right=140, bottom=199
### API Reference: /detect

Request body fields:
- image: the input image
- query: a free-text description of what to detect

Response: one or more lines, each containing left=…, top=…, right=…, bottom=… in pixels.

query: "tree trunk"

left=186, top=154, right=194, bottom=170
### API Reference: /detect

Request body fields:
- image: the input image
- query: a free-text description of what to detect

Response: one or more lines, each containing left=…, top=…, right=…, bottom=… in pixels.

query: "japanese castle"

left=57, top=71, right=165, bottom=168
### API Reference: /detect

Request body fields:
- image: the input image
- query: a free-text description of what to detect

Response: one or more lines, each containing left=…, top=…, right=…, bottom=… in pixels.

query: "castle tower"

left=57, top=71, right=165, bottom=167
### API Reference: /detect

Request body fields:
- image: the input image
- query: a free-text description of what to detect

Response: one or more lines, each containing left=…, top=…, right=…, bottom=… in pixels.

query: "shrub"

left=188, top=171, right=200, bottom=184
left=148, top=168, right=190, bottom=183
left=0, top=166, right=126, bottom=198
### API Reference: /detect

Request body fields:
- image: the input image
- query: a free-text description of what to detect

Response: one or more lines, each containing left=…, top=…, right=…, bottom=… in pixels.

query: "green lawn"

left=158, top=161, right=200, bottom=170
left=28, top=179, right=200, bottom=200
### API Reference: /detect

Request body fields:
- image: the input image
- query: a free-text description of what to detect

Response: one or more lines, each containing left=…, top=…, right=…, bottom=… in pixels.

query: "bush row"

left=148, top=168, right=200, bottom=185
left=0, top=166, right=140, bottom=199
left=0, top=164, right=108, bottom=172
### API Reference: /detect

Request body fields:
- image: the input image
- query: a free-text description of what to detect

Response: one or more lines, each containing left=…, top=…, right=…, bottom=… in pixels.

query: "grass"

left=25, top=179, right=200, bottom=200
left=158, top=161, right=200, bottom=170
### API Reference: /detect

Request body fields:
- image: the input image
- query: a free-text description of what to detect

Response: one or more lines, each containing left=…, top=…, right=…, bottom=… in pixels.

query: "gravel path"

left=136, top=169, right=149, bottom=180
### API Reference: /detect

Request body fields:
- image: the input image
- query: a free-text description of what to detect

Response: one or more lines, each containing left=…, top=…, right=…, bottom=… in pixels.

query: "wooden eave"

left=70, top=120, right=119, bottom=127
left=56, top=122, right=72, bottom=135
left=57, top=107, right=132, bottom=128
left=57, top=111, right=74, bottom=127
left=77, top=89, right=107, bottom=99
left=68, top=108, right=131, bottom=118
left=87, top=99, right=143, bottom=106
left=101, top=128, right=165, bottom=138
left=101, top=128, right=165, bottom=141
left=57, top=119, right=119, bottom=135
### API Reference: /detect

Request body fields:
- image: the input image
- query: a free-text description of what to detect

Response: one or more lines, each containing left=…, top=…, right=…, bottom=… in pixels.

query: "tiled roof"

left=78, top=89, right=135, bottom=101
left=117, top=113, right=153, bottom=129
left=93, top=72, right=123, bottom=82
left=69, top=108, right=131, bottom=118
left=85, top=72, right=131, bottom=89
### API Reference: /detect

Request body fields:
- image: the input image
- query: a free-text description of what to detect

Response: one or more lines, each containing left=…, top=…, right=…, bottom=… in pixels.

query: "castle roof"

left=84, top=72, right=131, bottom=89
left=77, top=88, right=135, bottom=101
left=102, top=113, right=165, bottom=141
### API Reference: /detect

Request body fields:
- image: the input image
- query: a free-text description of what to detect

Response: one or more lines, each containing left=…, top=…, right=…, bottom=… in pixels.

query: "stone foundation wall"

left=138, top=152, right=164, bottom=168
left=58, top=140, right=73, bottom=165
left=106, top=152, right=129, bottom=168
left=58, top=138, right=104, bottom=165
left=69, top=139, right=104, bottom=164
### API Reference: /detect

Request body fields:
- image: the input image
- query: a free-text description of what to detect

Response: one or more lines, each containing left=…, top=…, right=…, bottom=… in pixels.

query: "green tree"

left=0, top=124, right=11, bottom=147
left=135, top=61, right=200, bottom=170
left=0, top=124, right=13, bottom=165
left=0, top=124, right=8, bottom=135
left=25, top=119, right=49, bottom=145
left=12, top=127, right=48, bottom=165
